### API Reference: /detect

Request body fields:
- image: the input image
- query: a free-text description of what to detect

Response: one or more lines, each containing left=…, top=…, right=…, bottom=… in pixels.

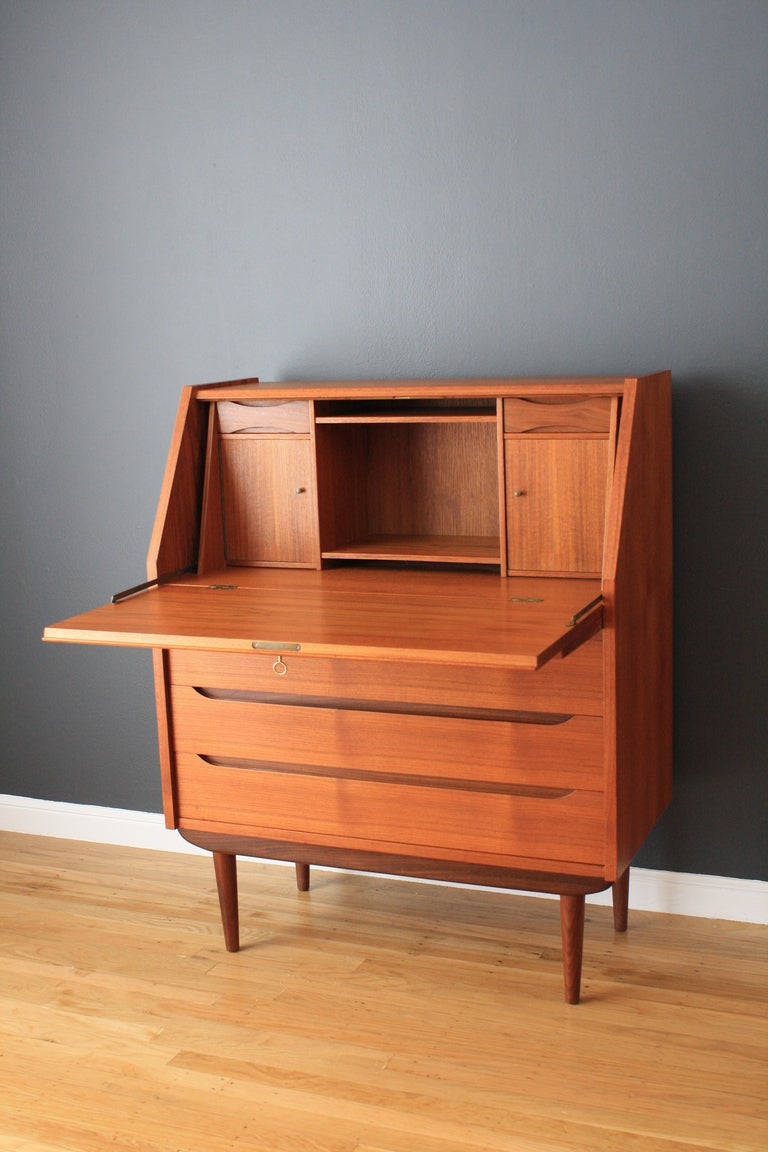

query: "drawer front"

left=169, top=686, right=604, bottom=791
left=217, top=399, right=310, bottom=435
left=175, top=755, right=604, bottom=867
left=167, top=635, right=603, bottom=716
left=503, top=396, right=612, bottom=435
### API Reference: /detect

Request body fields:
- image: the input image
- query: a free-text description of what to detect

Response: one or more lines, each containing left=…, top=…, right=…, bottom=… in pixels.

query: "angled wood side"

left=602, top=373, right=673, bottom=878
left=146, top=385, right=217, bottom=828
left=146, top=386, right=209, bottom=581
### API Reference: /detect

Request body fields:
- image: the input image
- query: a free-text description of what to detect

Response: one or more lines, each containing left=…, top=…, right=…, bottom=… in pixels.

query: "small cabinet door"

left=220, top=437, right=316, bottom=566
left=505, top=438, right=610, bottom=575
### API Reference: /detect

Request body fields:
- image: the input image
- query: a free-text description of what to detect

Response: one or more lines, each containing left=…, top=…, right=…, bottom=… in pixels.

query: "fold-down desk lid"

left=44, top=568, right=603, bottom=670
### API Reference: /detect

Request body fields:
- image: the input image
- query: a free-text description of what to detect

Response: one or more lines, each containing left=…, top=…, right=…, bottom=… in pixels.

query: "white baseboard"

left=1, top=794, right=766, bottom=925
left=0, top=793, right=207, bottom=854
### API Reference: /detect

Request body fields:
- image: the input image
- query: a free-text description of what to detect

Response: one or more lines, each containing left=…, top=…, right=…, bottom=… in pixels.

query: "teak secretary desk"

left=44, top=373, right=672, bottom=1003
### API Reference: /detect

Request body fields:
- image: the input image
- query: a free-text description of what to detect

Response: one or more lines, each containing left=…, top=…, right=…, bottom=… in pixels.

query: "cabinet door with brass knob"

left=504, top=438, right=611, bottom=576
left=220, top=437, right=317, bottom=567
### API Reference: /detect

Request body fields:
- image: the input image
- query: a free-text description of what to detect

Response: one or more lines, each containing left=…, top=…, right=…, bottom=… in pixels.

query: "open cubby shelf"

left=314, top=409, right=497, bottom=424
left=313, top=398, right=497, bottom=422
left=320, top=534, right=501, bottom=565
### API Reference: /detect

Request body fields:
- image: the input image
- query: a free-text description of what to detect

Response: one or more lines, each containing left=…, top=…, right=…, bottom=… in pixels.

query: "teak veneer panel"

left=167, top=636, right=604, bottom=715
left=503, top=395, right=613, bottom=434
left=44, top=568, right=603, bottom=670
left=174, top=758, right=604, bottom=867
left=505, top=438, right=610, bottom=575
left=220, top=437, right=316, bottom=567
left=602, top=373, right=673, bottom=877
left=217, top=398, right=311, bottom=435
left=356, top=421, right=499, bottom=538
left=196, top=376, right=629, bottom=400
left=146, top=385, right=209, bottom=580
left=169, top=688, right=604, bottom=791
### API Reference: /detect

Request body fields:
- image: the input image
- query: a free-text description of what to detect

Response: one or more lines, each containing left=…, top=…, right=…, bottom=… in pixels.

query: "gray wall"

left=1, top=1, right=766, bottom=881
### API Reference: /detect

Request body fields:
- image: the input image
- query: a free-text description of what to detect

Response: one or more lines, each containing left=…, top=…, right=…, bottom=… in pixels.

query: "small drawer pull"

left=273, top=659, right=288, bottom=676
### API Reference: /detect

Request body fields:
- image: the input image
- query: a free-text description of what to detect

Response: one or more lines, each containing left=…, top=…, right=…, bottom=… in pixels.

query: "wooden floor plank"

left=0, top=833, right=765, bottom=1152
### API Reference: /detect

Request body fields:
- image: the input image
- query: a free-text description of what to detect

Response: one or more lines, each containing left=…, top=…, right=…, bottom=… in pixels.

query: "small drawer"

left=503, top=397, right=613, bottom=435
left=169, top=685, right=604, bottom=791
left=174, top=754, right=605, bottom=868
left=217, top=399, right=310, bottom=435
left=167, top=634, right=603, bottom=716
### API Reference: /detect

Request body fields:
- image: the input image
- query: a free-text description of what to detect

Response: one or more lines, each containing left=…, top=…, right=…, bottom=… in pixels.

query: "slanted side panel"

left=146, top=386, right=210, bottom=580
left=602, top=373, right=673, bottom=878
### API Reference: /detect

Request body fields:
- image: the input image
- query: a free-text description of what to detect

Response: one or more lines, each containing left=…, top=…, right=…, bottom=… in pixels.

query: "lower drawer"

left=169, top=686, right=604, bottom=791
left=174, top=755, right=604, bottom=867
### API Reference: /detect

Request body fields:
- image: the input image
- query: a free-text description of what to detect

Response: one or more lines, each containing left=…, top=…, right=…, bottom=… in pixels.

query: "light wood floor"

left=0, top=833, right=765, bottom=1152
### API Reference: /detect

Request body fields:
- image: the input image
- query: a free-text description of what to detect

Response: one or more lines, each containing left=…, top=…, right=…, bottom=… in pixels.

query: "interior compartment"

left=315, top=419, right=500, bottom=563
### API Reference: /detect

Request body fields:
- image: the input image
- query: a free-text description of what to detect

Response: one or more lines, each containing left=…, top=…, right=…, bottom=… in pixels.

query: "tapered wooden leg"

left=612, top=867, right=630, bottom=933
left=212, top=852, right=239, bottom=952
left=560, top=893, right=585, bottom=1004
left=295, top=861, right=310, bottom=892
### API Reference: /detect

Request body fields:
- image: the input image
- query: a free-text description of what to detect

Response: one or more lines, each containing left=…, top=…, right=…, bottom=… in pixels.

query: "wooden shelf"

left=320, top=535, right=501, bottom=565
left=315, top=409, right=497, bottom=424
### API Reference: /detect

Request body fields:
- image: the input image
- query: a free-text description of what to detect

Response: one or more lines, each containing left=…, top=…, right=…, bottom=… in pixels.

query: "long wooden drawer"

left=167, top=635, right=603, bottom=716
left=174, top=754, right=604, bottom=867
left=169, top=686, right=604, bottom=791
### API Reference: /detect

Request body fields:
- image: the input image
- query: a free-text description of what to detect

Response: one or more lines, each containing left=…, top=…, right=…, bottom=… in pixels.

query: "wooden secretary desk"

left=44, top=373, right=672, bottom=1003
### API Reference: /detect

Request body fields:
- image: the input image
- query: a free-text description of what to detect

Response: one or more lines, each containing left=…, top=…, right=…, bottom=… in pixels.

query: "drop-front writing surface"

left=44, top=374, right=672, bottom=1003
left=45, top=567, right=602, bottom=668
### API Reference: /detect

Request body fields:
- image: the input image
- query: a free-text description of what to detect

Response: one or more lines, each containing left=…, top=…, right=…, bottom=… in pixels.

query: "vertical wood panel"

left=602, top=373, right=673, bottom=877
left=152, top=649, right=178, bottom=829
left=197, top=404, right=226, bottom=573
left=220, top=438, right=315, bottom=566
left=365, top=423, right=499, bottom=538
left=505, top=438, right=610, bottom=574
